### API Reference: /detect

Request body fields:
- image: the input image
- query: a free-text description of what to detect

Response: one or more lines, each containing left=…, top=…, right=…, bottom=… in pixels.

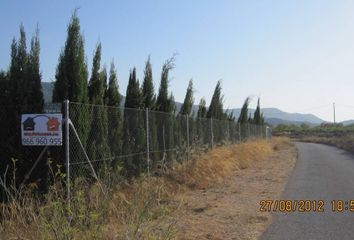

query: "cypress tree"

left=253, top=98, right=264, bottom=125
left=4, top=25, right=45, bottom=192
left=179, top=79, right=194, bottom=116
left=238, top=97, right=251, bottom=140
left=24, top=27, right=46, bottom=190
left=88, top=43, right=102, bottom=104
left=197, top=98, right=207, bottom=118
left=101, top=65, right=108, bottom=105
left=207, top=81, right=225, bottom=144
left=178, top=80, right=194, bottom=152
left=106, top=62, right=122, bottom=165
left=142, top=56, right=155, bottom=109
left=27, top=26, right=44, bottom=112
left=168, top=93, right=176, bottom=114
left=52, top=11, right=89, bottom=145
left=0, top=71, right=11, bottom=201
left=0, top=71, right=8, bottom=104
left=52, top=11, right=88, bottom=104
left=196, top=98, right=208, bottom=145
left=207, top=81, right=224, bottom=119
left=226, top=111, right=237, bottom=143
left=124, top=68, right=142, bottom=109
left=155, top=56, right=175, bottom=112
left=122, top=68, right=145, bottom=177
left=52, top=12, right=89, bottom=178
left=238, top=97, right=250, bottom=124
left=9, top=26, right=27, bottom=183
left=248, top=113, right=253, bottom=123
left=87, top=43, right=110, bottom=165
left=141, top=56, right=158, bottom=168
left=155, top=57, right=176, bottom=164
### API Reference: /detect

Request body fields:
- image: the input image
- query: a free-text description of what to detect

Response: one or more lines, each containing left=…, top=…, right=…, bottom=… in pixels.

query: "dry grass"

left=168, top=138, right=289, bottom=189
left=296, top=132, right=354, bottom=154
left=0, top=138, right=290, bottom=239
left=0, top=177, right=178, bottom=240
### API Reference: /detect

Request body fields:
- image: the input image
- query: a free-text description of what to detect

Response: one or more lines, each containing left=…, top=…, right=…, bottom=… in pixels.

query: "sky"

left=1, top=0, right=354, bottom=122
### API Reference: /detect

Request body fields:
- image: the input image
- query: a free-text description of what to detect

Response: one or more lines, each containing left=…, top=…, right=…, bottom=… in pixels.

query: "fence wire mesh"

left=67, top=101, right=271, bottom=183
left=0, top=100, right=271, bottom=201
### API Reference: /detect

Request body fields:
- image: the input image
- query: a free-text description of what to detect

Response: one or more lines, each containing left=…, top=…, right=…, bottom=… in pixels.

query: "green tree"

left=177, top=80, right=194, bottom=153
left=141, top=56, right=159, bottom=168
left=0, top=71, right=8, bottom=104
left=88, top=43, right=103, bottom=104
left=207, top=81, right=224, bottom=119
left=2, top=25, right=45, bottom=195
left=238, top=97, right=250, bottom=124
left=51, top=12, right=89, bottom=180
left=101, top=65, right=108, bottom=105
left=53, top=12, right=88, bottom=104
left=122, top=68, right=145, bottom=177
left=197, top=98, right=207, bottom=118
left=167, top=93, right=176, bottom=154
left=238, top=97, right=251, bottom=140
left=248, top=113, right=253, bottom=123
left=207, top=81, right=226, bottom=144
left=179, top=79, right=194, bottom=116
left=155, top=57, right=176, bottom=164
left=155, top=56, right=175, bottom=112
left=106, top=62, right=122, bottom=165
left=196, top=98, right=208, bottom=145
left=0, top=71, right=11, bottom=200
left=52, top=11, right=89, bottom=146
left=142, top=56, right=155, bottom=109
left=27, top=27, right=44, bottom=112
left=253, top=98, right=264, bottom=125
left=87, top=43, right=110, bottom=164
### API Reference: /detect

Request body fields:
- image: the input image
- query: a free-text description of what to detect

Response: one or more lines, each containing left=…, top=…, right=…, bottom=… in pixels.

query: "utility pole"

left=333, top=102, right=336, bottom=127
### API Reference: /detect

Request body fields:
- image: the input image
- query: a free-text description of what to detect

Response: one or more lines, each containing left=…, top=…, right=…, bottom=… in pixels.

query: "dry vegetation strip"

left=294, top=132, right=354, bottom=154
left=172, top=138, right=297, bottom=240
left=0, top=138, right=296, bottom=240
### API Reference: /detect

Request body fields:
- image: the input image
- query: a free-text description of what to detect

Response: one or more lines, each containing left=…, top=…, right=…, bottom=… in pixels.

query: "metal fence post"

left=210, top=118, right=214, bottom=148
left=238, top=123, right=241, bottom=142
left=146, top=108, right=150, bottom=176
left=186, top=115, right=190, bottom=161
left=64, top=99, right=70, bottom=204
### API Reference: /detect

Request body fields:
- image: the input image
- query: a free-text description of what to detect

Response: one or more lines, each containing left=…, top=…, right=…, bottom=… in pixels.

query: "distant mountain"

left=42, top=82, right=53, bottom=103
left=41, top=82, right=325, bottom=126
left=340, top=120, right=354, bottom=126
left=229, top=108, right=324, bottom=125
left=264, top=118, right=319, bottom=127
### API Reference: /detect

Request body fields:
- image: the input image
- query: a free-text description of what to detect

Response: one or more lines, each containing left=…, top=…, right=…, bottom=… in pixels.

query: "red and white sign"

left=21, top=114, right=63, bottom=146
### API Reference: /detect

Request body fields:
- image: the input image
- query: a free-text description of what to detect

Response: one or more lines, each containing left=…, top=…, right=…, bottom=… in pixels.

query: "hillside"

left=42, top=82, right=53, bottom=103
left=41, top=82, right=325, bottom=126
left=229, top=108, right=324, bottom=126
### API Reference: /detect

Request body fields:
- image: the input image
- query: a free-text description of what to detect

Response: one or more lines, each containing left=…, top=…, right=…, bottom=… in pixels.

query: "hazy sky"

left=1, top=0, right=354, bottom=122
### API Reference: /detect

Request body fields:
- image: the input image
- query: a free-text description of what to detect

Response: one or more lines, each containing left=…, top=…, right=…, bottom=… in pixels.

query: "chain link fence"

left=67, top=101, right=271, bottom=183
left=0, top=100, right=271, bottom=201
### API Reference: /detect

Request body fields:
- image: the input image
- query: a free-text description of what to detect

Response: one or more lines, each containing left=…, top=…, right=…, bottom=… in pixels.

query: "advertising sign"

left=21, top=114, right=63, bottom=146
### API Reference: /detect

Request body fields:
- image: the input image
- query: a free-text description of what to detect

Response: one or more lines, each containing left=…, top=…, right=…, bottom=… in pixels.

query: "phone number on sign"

left=259, top=200, right=325, bottom=212
left=22, top=137, right=62, bottom=146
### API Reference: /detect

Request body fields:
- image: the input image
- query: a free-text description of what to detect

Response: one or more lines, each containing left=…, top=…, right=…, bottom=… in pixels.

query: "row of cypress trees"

left=0, top=12, right=266, bottom=190
left=0, top=25, right=47, bottom=197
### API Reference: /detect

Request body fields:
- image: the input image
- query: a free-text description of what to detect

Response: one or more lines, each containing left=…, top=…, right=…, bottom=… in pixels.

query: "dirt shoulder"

left=173, top=138, right=297, bottom=240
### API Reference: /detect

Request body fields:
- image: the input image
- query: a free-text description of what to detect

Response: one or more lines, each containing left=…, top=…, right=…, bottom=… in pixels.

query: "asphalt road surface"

left=261, top=142, right=354, bottom=240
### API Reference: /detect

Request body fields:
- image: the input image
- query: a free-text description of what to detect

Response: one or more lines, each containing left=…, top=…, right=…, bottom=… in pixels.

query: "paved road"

left=261, top=142, right=354, bottom=240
